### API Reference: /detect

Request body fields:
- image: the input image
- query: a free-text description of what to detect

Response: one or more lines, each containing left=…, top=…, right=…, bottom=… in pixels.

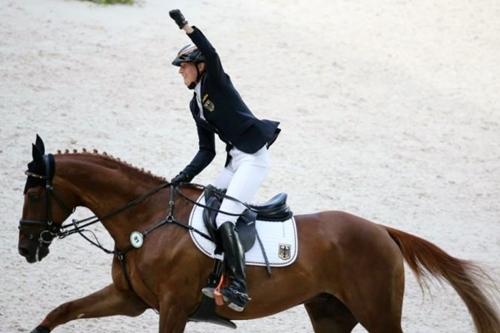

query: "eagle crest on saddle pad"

left=188, top=187, right=298, bottom=267
left=278, top=244, right=292, bottom=260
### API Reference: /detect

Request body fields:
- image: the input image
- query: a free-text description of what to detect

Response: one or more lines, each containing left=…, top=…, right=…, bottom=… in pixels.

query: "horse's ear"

left=32, top=143, right=43, bottom=163
left=35, top=134, right=45, bottom=155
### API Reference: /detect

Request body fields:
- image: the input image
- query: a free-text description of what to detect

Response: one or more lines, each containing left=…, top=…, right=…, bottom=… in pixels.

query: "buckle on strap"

left=24, top=170, right=46, bottom=179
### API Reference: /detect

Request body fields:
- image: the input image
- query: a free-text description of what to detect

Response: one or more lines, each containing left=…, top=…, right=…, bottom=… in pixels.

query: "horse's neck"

left=54, top=154, right=166, bottom=248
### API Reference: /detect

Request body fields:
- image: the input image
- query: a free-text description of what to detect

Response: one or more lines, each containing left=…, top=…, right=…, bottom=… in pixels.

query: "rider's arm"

left=183, top=25, right=225, bottom=83
left=181, top=122, right=216, bottom=181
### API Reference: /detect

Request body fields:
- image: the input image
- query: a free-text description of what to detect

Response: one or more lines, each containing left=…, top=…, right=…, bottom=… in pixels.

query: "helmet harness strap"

left=188, top=62, right=203, bottom=90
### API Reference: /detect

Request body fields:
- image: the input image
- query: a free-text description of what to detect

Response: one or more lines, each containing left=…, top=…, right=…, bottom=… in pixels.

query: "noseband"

left=18, top=154, right=74, bottom=247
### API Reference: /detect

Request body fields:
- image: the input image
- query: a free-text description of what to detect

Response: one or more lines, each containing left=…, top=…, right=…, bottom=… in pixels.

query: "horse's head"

left=18, top=135, right=75, bottom=263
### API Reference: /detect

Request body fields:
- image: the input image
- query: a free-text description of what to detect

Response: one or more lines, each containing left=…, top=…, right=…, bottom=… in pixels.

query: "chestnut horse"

left=18, top=138, right=499, bottom=333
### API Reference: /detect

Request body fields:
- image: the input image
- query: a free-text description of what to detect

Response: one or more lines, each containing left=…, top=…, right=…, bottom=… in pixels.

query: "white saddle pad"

left=188, top=194, right=298, bottom=267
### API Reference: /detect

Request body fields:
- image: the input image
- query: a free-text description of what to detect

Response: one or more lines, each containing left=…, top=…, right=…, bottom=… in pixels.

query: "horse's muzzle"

left=18, top=244, right=37, bottom=263
left=18, top=242, right=49, bottom=263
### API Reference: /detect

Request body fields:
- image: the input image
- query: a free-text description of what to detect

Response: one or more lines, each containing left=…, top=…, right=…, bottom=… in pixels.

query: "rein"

left=59, top=183, right=170, bottom=240
left=21, top=165, right=248, bottom=256
left=66, top=182, right=252, bottom=254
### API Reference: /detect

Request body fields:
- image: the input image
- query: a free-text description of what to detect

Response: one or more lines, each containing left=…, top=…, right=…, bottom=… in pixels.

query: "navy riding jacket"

left=181, top=26, right=280, bottom=179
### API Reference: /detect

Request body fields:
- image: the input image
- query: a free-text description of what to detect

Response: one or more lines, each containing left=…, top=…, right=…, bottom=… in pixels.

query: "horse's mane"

left=56, top=148, right=167, bottom=183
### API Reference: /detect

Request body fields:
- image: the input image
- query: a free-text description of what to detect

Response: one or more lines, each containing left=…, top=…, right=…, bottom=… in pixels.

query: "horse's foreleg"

left=158, top=294, right=188, bottom=333
left=32, top=283, right=147, bottom=333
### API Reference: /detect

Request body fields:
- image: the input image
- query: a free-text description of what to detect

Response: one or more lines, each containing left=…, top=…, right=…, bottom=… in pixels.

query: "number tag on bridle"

left=130, top=231, right=144, bottom=248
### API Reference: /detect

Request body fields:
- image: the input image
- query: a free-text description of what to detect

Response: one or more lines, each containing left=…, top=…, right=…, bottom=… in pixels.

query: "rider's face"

left=178, top=62, right=198, bottom=87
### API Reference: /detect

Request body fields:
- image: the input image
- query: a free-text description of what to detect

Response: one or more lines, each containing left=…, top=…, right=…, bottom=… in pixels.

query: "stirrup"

left=201, top=287, right=215, bottom=299
left=221, top=288, right=251, bottom=312
left=202, top=274, right=226, bottom=306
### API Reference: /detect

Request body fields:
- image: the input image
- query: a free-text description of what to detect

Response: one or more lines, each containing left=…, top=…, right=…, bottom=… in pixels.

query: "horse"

left=18, top=137, right=500, bottom=333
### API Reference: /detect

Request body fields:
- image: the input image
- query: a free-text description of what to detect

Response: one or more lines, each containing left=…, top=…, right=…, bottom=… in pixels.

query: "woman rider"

left=169, top=10, right=280, bottom=312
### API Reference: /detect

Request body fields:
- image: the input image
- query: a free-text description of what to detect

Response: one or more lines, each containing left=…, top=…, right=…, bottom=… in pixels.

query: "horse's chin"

left=24, top=246, right=50, bottom=263
left=25, top=255, right=38, bottom=263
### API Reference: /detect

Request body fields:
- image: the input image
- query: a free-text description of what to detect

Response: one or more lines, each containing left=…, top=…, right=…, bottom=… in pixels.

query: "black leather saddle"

left=202, top=185, right=293, bottom=252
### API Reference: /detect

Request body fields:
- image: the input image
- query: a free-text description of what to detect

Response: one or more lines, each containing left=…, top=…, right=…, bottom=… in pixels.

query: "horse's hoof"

left=31, top=325, right=50, bottom=333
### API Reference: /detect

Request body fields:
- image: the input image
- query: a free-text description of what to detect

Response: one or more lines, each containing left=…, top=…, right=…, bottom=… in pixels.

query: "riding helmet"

left=172, top=44, right=206, bottom=66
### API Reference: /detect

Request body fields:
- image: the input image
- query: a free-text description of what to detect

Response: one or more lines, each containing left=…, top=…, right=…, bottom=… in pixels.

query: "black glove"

left=171, top=171, right=191, bottom=186
left=169, top=9, right=188, bottom=29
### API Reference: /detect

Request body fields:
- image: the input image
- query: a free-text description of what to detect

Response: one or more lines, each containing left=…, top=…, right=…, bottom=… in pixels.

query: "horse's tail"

left=384, top=226, right=500, bottom=333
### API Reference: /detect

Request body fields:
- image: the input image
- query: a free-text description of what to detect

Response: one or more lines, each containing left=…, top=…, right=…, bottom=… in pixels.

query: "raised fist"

left=169, top=9, right=188, bottom=29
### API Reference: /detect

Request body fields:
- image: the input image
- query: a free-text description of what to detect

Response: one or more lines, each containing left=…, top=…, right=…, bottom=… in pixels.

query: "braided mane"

left=56, top=148, right=167, bottom=182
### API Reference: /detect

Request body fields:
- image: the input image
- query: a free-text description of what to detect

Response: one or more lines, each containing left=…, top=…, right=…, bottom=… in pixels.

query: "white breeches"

left=212, top=146, right=270, bottom=228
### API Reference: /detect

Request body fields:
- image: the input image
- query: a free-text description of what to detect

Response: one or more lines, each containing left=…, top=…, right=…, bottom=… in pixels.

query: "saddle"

left=202, top=185, right=293, bottom=252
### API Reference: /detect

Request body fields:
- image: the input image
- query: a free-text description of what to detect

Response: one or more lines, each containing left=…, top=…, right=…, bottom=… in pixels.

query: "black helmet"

left=172, top=44, right=205, bottom=66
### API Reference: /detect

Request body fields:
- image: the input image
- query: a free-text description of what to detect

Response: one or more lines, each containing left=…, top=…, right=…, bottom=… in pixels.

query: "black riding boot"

left=218, top=221, right=250, bottom=312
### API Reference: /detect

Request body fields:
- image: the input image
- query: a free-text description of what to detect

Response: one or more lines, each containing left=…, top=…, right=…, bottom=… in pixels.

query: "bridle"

left=18, top=154, right=74, bottom=248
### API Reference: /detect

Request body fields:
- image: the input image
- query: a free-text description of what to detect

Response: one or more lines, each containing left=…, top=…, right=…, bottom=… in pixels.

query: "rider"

left=168, top=10, right=280, bottom=312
